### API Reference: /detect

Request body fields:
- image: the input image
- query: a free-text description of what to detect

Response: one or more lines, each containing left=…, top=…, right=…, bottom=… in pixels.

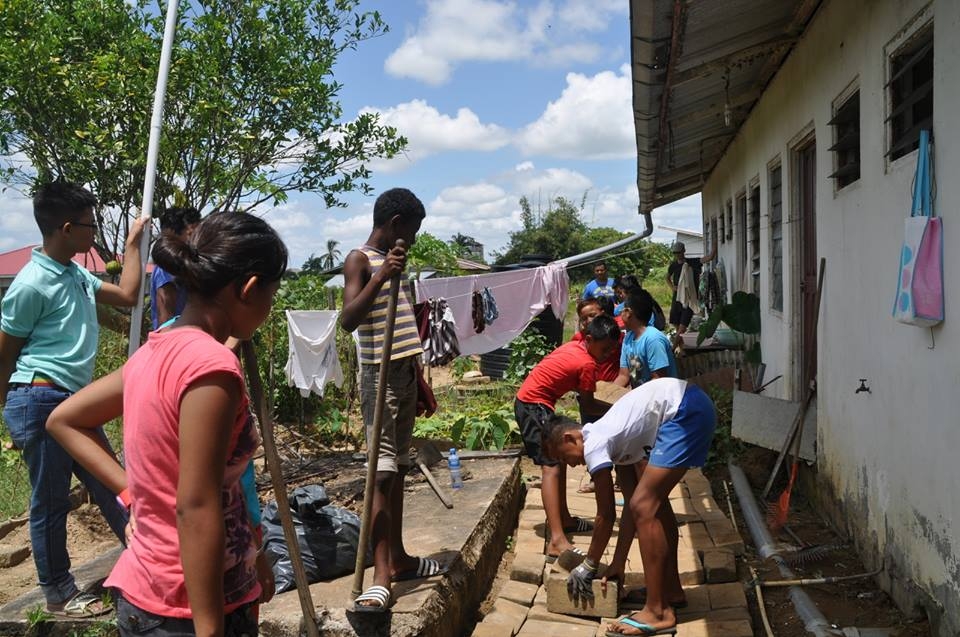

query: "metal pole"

left=351, top=239, right=405, bottom=598
left=128, top=0, right=180, bottom=356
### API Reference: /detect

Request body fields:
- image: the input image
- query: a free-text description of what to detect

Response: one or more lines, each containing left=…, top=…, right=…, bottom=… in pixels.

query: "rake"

left=767, top=257, right=825, bottom=533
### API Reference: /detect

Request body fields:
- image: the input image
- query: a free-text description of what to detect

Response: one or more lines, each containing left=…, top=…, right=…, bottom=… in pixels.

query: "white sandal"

left=353, top=585, right=391, bottom=613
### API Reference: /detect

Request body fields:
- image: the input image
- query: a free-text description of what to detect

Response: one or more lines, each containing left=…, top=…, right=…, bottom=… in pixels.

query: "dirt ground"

left=719, top=447, right=931, bottom=637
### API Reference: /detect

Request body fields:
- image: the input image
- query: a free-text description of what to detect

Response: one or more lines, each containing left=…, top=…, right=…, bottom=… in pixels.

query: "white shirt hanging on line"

left=285, top=309, right=344, bottom=397
left=414, top=262, right=569, bottom=356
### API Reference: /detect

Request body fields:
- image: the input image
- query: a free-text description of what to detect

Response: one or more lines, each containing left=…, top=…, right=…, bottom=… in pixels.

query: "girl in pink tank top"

left=48, top=211, right=288, bottom=636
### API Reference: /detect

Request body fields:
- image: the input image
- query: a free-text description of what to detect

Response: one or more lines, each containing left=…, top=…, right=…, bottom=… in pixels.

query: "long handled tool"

left=415, top=441, right=453, bottom=509
left=766, top=258, right=826, bottom=532
left=241, top=340, right=321, bottom=637
left=351, top=239, right=406, bottom=599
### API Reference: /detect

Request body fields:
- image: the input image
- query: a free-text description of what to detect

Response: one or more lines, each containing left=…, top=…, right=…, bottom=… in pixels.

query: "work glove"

left=567, top=557, right=598, bottom=603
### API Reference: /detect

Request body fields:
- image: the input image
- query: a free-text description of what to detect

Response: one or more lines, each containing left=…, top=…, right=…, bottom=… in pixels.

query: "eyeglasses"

left=64, top=221, right=97, bottom=229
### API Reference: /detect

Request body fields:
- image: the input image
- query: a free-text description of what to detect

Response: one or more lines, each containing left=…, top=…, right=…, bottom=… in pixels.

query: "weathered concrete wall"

left=700, top=0, right=960, bottom=633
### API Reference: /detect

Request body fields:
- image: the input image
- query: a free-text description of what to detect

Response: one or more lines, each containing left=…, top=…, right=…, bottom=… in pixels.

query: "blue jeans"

left=3, top=385, right=128, bottom=605
left=116, top=595, right=258, bottom=636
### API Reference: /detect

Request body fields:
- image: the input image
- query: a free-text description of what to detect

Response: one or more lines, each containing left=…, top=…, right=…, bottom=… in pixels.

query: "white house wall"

left=700, top=0, right=959, bottom=631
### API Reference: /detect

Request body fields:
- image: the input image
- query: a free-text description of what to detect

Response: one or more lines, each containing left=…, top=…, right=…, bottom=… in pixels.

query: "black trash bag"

left=261, top=483, right=370, bottom=593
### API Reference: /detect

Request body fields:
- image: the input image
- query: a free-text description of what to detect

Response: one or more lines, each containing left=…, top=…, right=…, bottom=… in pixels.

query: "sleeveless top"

left=356, top=245, right=423, bottom=365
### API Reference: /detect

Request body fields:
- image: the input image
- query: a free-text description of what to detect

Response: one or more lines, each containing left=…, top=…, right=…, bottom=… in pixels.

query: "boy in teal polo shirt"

left=0, top=182, right=145, bottom=617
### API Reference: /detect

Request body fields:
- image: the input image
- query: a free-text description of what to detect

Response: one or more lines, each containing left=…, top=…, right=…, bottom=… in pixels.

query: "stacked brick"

left=471, top=466, right=752, bottom=637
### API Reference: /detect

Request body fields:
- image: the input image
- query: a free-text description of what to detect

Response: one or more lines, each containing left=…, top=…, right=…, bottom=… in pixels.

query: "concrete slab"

left=701, top=549, right=737, bottom=583
left=261, top=457, right=526, bottom=636
left=481, top=597, right=529, bottom=635
left=732, top=389, right=816, bottom=461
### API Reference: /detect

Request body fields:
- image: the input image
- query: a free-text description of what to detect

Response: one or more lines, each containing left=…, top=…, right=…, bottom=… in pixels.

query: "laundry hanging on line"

left=414, top=262, right=569, bottom=357
left=422, top=297, right=460, bottom=366
left=285, top=310, right=344, bottom=397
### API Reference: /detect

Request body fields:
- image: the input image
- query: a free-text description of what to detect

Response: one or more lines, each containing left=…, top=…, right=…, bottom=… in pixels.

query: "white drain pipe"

left=728, top=462, right=840, bottom=637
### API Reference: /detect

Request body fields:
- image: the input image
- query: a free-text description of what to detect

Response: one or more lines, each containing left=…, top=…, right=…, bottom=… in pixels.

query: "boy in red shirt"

left=514, top=314, right=620, bottom=560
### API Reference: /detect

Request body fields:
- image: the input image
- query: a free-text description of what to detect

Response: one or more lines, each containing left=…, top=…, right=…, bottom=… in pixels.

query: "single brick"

left=676, top=619, right=752, bottom=637
left=524, top=488, right=544, bottom=510
left=702, top=548, right=737, bottom=583
left=0, top=544, right=31, bottom=568
left=516, top=618, right=598, bottom=637
left=680, top=522, right=713, bottom=550
left=704, top=607, right=751, bottom=621
left=692, top=496, right=728, bottom=521
left=708, top=582, right=747, bottom=609
left=499, top=580, right=540, bottom=607
left=526, top=603, right=602, bottom=628
left=471, top=622, right=505, bottom=637
left=677, top=547, right=704, bottom=585
left=544, top=569, right=618, bottom=619
left=485, top=597, right=530, bottom=635
left=670, top=497, right=700, bottom=523
left=511, top=552, right=546, bottom=585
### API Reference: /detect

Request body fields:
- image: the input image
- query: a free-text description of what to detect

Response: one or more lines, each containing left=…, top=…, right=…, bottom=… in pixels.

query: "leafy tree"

left=0, top=0, right=405, bottom=261
left=301, top=253, right=326, bottom=274
left=493, top=195, right=589, bottom=264
left=450, top=232, right=484, bottom=262
left=408, top=232, right=461, bottom=278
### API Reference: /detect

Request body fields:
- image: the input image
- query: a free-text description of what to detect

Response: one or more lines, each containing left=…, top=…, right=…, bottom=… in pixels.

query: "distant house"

left=0, top=245, right=153, bottom=299
left=657, top=225, right=704, bottom=258
left=631, top=0, right=958, bottom=632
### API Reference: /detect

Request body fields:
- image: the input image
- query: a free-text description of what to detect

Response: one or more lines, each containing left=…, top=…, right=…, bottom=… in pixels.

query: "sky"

left=0, top=0, right=702, bottom=268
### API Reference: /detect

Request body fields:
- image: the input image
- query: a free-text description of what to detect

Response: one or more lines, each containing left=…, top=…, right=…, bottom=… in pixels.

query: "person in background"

left=616, top=289, right=677, bottom=389
left=150, top=206, right=201, bottom=329
left=0, top=182, right=145, bottom=618
left=665, top=241, right=715, bottom=339
left=47, top=211, right=287, bottom=636
left=582, top=261, right=616, bottom=303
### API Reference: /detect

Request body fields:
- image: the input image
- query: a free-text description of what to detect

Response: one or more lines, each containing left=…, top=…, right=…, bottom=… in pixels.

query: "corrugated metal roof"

left=631, top=0, right=821, bottom=212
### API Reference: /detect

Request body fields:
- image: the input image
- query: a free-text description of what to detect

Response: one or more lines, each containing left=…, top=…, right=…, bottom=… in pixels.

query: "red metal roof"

left=0, top=245, right=154, bottom=277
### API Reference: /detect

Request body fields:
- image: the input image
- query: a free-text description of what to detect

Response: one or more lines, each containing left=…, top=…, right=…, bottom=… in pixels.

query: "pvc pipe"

left=128, top=0, right=180, bottom=356
left=729, top=462, right=840, bottom=637
left=560, top=210, right=653, bottom=267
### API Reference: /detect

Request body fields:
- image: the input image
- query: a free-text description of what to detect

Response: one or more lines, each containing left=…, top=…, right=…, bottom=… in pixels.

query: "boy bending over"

left=514, top=314, right=619, bottom=560
left=542, top=378, right=716, bottom=636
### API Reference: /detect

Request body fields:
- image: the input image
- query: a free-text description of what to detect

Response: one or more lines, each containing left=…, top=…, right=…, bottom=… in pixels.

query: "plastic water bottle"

left=448, top=448, right=463, bottom=489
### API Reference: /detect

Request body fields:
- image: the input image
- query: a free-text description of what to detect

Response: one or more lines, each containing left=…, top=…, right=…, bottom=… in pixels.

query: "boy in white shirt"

left=542, top=378, right=716, bottom=636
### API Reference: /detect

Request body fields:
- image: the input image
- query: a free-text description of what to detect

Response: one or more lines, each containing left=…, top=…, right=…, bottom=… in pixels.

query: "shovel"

left=415, top=442, right=454, bottom=509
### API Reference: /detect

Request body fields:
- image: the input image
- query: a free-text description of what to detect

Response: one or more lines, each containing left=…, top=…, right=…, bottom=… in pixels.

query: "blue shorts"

left=648, top=385, right=716, bottom=469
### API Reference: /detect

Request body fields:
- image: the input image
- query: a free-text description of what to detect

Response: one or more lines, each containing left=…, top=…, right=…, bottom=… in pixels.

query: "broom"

left=768, top=257, right=825, bottom=532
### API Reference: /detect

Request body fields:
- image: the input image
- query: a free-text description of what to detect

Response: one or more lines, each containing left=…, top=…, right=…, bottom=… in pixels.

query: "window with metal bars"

left=829, top=91, right=860, bottom=188
left=769, top=165, right=783, bottom=312
left=749, top=184, right=761, bottom=295
left=888, top=27, right=932, bottom=161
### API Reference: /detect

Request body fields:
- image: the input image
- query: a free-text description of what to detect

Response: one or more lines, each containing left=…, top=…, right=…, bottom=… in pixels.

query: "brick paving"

left=471, top=466, right=752, bottom=637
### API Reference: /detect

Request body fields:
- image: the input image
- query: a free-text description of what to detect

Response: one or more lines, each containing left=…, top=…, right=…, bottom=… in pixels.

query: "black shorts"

left=514, top=399, right=558, bottom=467
left=670, top=300, right=694, bottom=328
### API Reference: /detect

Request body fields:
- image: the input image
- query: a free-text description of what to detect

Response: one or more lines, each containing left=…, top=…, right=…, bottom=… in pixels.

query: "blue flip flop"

left=605, top=615, right=678, bottom=636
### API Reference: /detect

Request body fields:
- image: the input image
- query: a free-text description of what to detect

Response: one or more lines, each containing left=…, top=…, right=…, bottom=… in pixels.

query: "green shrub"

left=504, top=330, right=551, bottom=384
left=703, top=384, right=744, bottom=469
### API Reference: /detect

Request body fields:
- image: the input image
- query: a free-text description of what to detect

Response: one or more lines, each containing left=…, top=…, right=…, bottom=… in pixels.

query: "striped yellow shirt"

left=356, top=245, right=423, bottom=365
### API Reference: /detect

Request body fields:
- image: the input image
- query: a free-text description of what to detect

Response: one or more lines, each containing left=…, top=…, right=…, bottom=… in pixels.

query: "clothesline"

left=415, top=264, right=560, bottom=303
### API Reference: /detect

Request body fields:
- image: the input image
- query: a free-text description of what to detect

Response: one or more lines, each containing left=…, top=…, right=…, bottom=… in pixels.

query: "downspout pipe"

left=560, top=208, right=653, bottom=267
left=729, top=462, right=841, bottom=637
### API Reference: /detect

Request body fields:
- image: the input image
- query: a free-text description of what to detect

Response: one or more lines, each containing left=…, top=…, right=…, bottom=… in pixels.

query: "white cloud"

left=514, top=161, right=535, bottom=172
left=511, top=167, right=592, bottom=202
left=361, top=100, right=510, bottom=171
left=384, top=0, right=623, bottom=85
left=517, top=65, right=634, bottom=160
left=0, top=188, right=40, bottom=253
